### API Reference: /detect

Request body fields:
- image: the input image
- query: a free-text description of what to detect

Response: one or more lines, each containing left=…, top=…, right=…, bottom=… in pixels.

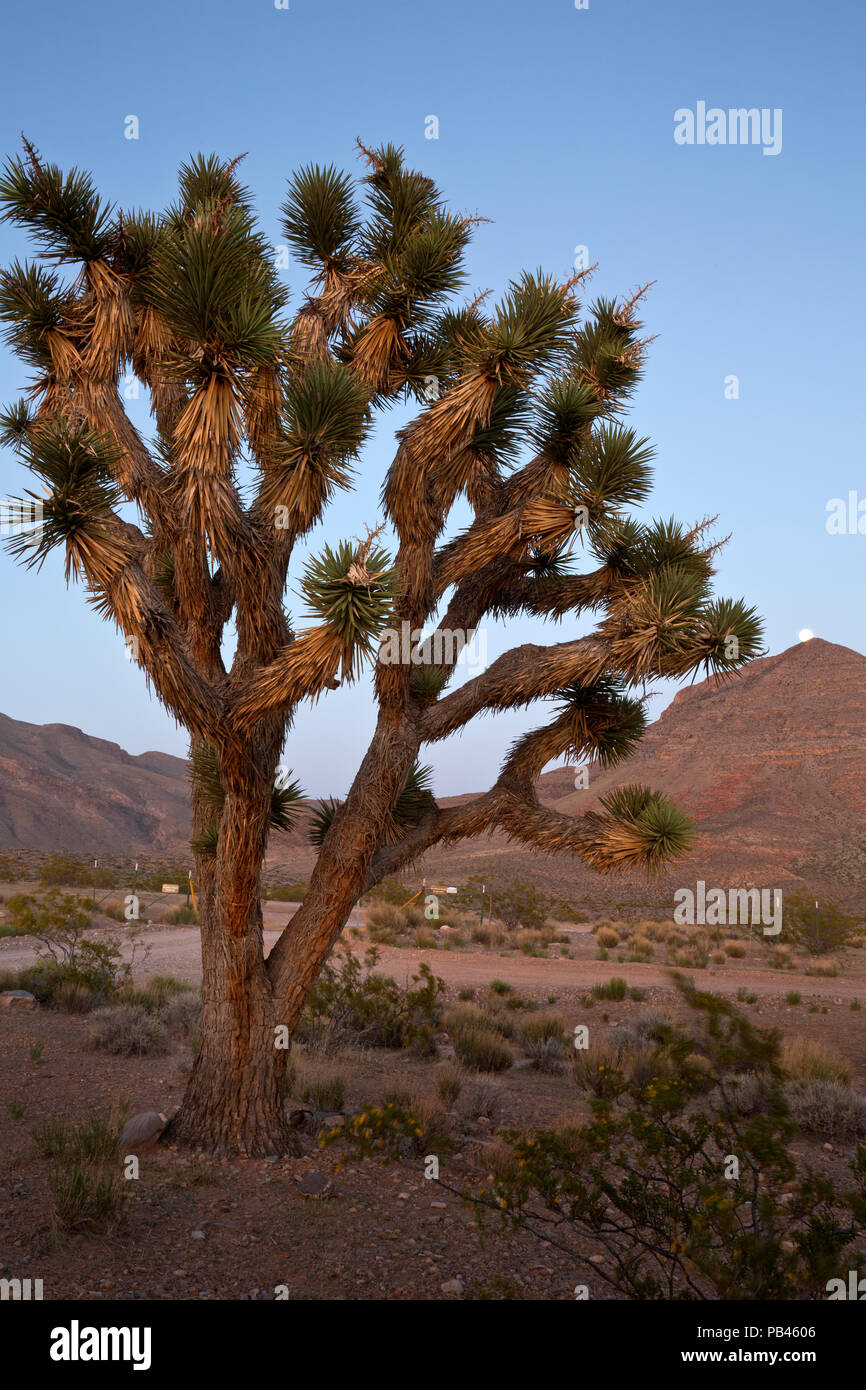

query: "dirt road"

left=2, top=918, right=861, bottom=1002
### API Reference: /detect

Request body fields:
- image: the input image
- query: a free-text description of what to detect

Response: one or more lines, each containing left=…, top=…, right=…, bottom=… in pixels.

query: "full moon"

left=798, top=628, right=814, bottom=642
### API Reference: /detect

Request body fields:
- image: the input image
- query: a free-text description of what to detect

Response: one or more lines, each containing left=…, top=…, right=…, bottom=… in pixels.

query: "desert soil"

left=1, top=905, right=864, bottom=1302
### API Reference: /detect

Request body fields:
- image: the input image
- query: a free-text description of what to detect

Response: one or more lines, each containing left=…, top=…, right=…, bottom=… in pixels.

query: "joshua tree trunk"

left=166, top=751, right=298, bottom=1156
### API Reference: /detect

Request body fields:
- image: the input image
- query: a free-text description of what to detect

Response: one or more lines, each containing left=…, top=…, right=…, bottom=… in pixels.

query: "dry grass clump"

left=781, top=1037, right=850, bottom=1086
left=784, top=1079, right=866, bottom=1139
left=87, top=1004, right=170, bottom=1056
left=595, top=926, right=619, bottom=949
left=723, top=939, right=747, bottom=958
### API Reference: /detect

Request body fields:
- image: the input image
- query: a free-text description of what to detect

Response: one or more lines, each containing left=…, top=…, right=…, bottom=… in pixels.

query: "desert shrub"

left=785, top=990, right=801, bottom=1005
left=38, top=1106, right=127, bottom=1233
left=668, top=944, right=709, bottom=969
left=363, top=877, right=411, bottom=906
left=0, top=853, right=22, bottom=881
left=596, top=926, right=619, bottom=949
left=5, top=890, right=139, bottom=1002
left=302, top=1075, right=346, bottom=1112
left=471, top=921, right=507, bottom=948
left=50, top=1159, right=125, bottom=1233
left=460, top=1077, right=505, bottom=1123
left=159, top=991, right=201, bottom=1035
left=453, top=1026, right=513, bottom=1073
left=367, top=902, right=407, bottom=934
left=101, top=898, right=128, bottom=922
left=301, top=946, right=444, bottom=1050
left=592, top=976, right=627, bottom=1002
left=88, top=1004, right=170, bottom=1056
left=710, top=950, right=725, bottom=965
left=781, top=893, right=862, bottom=956
left=436, top=1065, right=464, bottom=1107
left=479, top=979, right=866, bottom=1299
left=444, top=1003, right=508, bottom=1037
left=39, top=854, right=114, bottom=888
left=142, top=974, right=190, bottom=1007
left=523, top=1036, right=567, bottom=1074
left=557, top=903, right=587, bottom=924
left=781, top=1038, right=850, bottom=1086
left=629, top=934, right=654, bottom=959
left=572, top=1038, right=630, bottom=1098
left=319, top=1099, right=447, bottom=1162
left=723, top=938, right=747, bottom=958
left=519, top=1013, right=566, bottom=1047
left=413, top=928, right=439, bottom=949
left=264, top=881, right=308, bottom=902
left=805, top=958, right=838, bottom=978
left=455, top=875, right=554, bottom=931
left=489, top=979, right=511, bottom=995
left=52, top=979, right=100, bottom=1013
left=785, top=1080, right=866, bottom=1140
left=163, top=904, right=199, bottom=925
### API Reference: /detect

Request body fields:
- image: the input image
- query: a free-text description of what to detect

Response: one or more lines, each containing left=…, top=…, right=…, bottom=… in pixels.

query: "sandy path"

left=2, top=916, right=860, bottom=1002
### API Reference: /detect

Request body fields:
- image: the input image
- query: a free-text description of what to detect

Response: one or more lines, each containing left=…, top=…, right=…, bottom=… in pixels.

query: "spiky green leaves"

left=0, top=399, right=32, bottom=448
left=308, top=762, right=434, bottom=851
left=271, top=774, right=304, bottom=831
left=176, top=154, right=252, bottom=219
left=148, top=200, right=287, bottom=370
left=555, top=679, right=647, bottom=767
left=583, top=784, right=695, bottom=875
left=281, top=164, right=360, bottom=272
left=0, top=147, right=113, bottom=263
left=188, top=741, right=305, bottom=855
left=570, top=294, right=649, bottom=407
left=282, top=362, right=369, bottom=468
left=565, top=424, right=654, bottom=528
left=309, top=796, right=340, bottom=848
left=4, top=421, right=123, bottom=579
left=531, top=378, right=605, bottom=463
left=263, top=362, right=370, bottom=528
left=692, top=598, right=765, bottom=676
left=0, top=261, right=72, bottom=368
left=300, top=537, right=398, bottom=679
left=478, top=271, right=578, bottom=381
left=392, top=761, right=435, bottom=831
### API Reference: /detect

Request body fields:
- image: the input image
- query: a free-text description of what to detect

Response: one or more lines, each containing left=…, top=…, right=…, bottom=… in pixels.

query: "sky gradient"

left=0, top=0, right=863, bottom=797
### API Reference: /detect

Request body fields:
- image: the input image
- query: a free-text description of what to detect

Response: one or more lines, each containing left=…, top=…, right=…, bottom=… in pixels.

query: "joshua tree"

left=0, top=140, right=761, bottom=1154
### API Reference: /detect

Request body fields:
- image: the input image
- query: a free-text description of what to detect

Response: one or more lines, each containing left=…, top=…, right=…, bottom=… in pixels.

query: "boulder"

left=0, top=990, right=37, bottom=1011
left=119, top=1111, right=169, bottom=1151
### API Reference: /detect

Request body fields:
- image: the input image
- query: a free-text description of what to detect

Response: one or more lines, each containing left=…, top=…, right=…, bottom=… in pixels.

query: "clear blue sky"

left=1, top=0, right=863, bottom=797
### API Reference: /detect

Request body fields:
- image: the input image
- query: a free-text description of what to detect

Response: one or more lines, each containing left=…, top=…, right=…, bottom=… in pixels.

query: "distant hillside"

left=1, top=638, right=864, bottom=909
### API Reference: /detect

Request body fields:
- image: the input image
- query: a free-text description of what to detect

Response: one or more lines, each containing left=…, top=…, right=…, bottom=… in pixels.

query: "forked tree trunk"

left=164, top=749, right=298, bottom=1157
left=164, top=718, right=417, bottom=1157
left=164, top=910, right=294, bottom=1156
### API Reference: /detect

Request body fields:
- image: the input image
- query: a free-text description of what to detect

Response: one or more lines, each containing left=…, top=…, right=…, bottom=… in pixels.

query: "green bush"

left=781, top=893, right=862, bottom=956
left=163, top=904, right=199, bottom=925
left=5, top=890, right=138, bottom=1002
left=480, top=979, right=866, bottom=1299
left=453, top=1024, right=513, bottom=1073
left=592, top=976, right=627, bottom=1002
left=301, top=946, right=444, bottom=1051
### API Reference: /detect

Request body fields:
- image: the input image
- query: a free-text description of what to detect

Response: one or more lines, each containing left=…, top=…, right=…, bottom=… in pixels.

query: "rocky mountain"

left=1, top=638, right=864, bottom=908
